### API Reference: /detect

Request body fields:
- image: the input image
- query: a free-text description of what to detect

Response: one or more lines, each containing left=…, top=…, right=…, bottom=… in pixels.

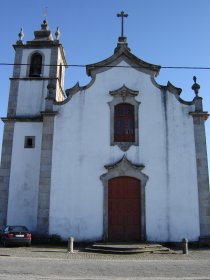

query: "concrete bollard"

left=67, top=236, right=74, bottom=253
left=182, top=238, right=188, bottom=254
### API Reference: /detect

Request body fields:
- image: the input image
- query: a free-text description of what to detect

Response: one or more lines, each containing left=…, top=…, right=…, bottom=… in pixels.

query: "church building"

left=0, top=15, right=210, bottom=243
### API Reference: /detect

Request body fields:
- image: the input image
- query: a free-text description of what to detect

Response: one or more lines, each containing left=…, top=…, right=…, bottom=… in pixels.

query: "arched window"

left=29, top=53, right=42, bottom=77
left=114, top=103, right=135, bottom=142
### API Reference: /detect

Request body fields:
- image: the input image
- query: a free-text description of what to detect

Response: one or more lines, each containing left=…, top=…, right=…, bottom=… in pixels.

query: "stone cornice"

left=1, top=116, right=43, bottom=122
left=13, top=41, right=61, bottom=50
left=10, top=77, right=58, bottom=81
left=56, top=77, right=97, bottom=106
left=189, top=111, right=209, bottom=121
left=61, top=46, right=194, bottom=107
left=156, top=83, right=194, bottom=106
left=166, top=81, right=182, bottom=96
left=40, top=111, right=58, bottom=116
left=86, top=46, right=161, bottom=77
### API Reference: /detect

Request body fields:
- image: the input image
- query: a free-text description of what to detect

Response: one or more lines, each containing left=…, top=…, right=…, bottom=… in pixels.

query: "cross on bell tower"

left=117, top=11, right=128, bottom=43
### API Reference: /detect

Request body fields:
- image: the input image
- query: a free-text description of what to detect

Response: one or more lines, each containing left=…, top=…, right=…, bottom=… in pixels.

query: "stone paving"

left=0, top=244, right=210, bottom=260
left=0, top=245, right=210, bottom=279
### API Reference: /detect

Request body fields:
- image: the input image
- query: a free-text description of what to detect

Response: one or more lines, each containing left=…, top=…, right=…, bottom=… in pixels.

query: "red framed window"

left=114, top=103, right=135, bottom=142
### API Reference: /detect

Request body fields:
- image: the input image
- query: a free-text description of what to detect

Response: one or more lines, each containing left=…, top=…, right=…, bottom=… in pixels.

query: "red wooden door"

left=108, top=176, right=141, bottom=242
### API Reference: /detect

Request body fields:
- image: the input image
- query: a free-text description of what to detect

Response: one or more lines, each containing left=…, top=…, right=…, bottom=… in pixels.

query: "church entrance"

left=108, top=176, right=141, bottom=242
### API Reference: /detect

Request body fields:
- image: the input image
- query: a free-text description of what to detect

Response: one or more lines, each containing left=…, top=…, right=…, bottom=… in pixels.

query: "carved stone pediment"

left=109, top=84, right=138, bottom=102
left=104, top=155, right=145, bottom=172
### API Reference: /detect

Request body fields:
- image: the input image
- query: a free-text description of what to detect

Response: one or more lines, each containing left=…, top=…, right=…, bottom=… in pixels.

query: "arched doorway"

left=108, top=176, right=141, bottom=242
left=100, top=156, right=148, bottom=242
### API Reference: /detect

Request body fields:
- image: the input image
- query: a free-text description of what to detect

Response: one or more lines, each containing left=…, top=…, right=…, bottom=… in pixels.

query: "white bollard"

left=182, top=238, right=188, bottom=254
left=67, top=236, right=74, bottom=253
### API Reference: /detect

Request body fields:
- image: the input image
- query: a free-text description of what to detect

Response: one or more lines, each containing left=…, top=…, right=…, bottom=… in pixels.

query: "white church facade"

left=0, top=17, right=210, bottom=243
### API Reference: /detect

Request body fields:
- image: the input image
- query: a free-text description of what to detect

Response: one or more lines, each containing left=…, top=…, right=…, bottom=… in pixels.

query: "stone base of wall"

left=32, top=233, right=63, bottom=245
left=199, top=236, right=210, bottom=247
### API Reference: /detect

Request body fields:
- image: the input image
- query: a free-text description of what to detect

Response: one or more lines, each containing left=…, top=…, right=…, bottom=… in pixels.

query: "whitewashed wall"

left=7, top=122, right=42, bottom=232
left=49, top=60, right=200, bottom=241
left=16, top=80, right=49, bottom=115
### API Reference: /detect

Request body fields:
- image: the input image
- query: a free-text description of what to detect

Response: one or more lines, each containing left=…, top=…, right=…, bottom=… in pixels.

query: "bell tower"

left=7, top=20, right=67, bottom=118
left=0, top=21, right=67, bottom=230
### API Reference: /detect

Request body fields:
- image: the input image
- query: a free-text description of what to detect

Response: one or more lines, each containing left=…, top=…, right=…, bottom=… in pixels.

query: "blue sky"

left=0, top=0, right=210, bottom=167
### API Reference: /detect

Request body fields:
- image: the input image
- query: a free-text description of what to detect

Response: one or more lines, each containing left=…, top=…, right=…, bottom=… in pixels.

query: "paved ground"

left=0, top=245, right=210, bottom=279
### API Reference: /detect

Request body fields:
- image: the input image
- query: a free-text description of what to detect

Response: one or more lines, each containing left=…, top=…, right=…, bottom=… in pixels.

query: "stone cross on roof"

left=117, top=11, right=128, bottom=38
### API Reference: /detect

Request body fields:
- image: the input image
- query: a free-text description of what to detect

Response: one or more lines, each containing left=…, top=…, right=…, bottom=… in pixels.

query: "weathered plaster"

left=6, top=122, right=42, bottom=231
left=49, top=59, right=200, bottom=241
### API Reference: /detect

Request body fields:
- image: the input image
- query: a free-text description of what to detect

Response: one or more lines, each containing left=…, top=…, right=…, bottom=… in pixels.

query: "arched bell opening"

left=29, top=52, right=43, bottom=77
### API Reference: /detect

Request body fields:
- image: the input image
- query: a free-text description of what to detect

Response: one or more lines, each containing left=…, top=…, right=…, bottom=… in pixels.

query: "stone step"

left=84, top=243, right=174, bottom=254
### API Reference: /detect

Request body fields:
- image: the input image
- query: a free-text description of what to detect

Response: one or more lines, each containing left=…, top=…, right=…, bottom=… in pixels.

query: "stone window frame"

left=24, top=136, right=35, bottom=148
left=109, top=85, right=140, bottom=152
left=26, top=51, right=45, bottom=78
